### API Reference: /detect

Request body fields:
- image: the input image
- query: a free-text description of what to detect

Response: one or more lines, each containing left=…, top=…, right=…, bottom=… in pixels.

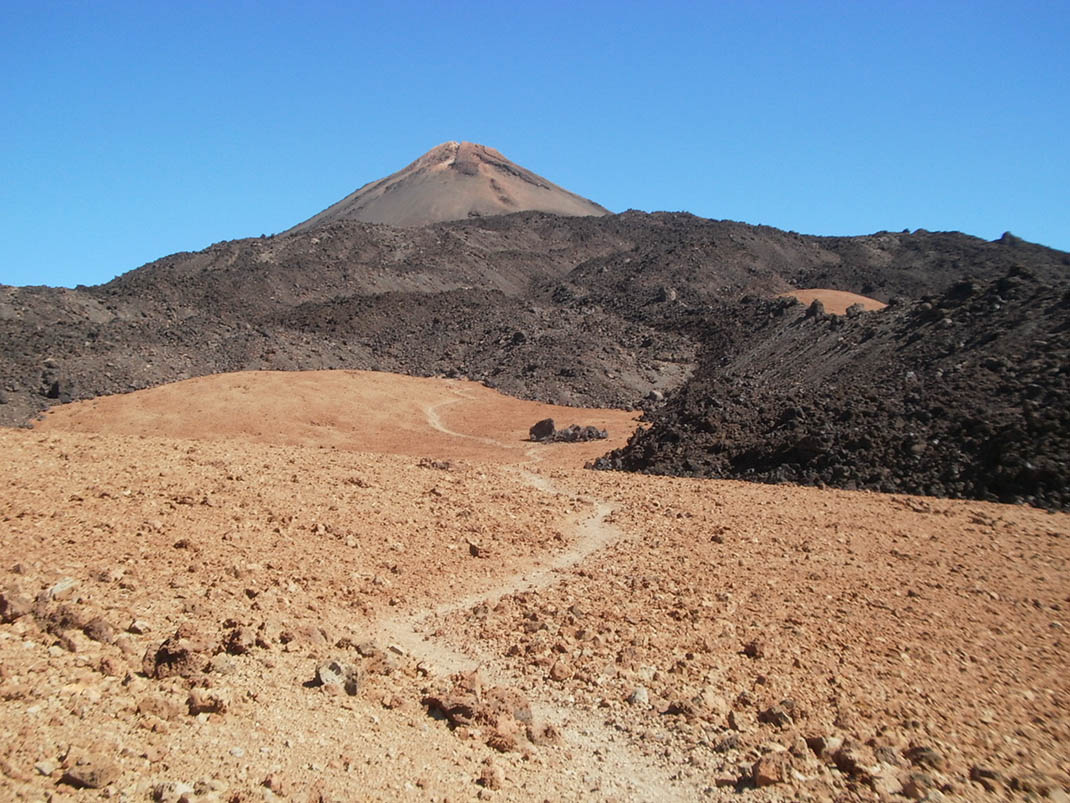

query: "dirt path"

left=373, top=385, right=683, bottom=799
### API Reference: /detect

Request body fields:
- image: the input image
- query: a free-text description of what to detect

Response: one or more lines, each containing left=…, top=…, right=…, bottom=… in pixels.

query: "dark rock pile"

left=529, top=418, right=608, bottom=443
left=594, top=268, right=1070, bottom=509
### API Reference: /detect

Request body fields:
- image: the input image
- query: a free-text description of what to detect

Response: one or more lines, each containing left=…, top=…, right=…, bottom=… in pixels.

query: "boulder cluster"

left=528, top=418, right=608, bottom=444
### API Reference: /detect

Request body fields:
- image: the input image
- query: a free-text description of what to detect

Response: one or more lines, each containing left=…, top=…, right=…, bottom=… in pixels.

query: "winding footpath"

left=374, top=383, right=685, bottom=800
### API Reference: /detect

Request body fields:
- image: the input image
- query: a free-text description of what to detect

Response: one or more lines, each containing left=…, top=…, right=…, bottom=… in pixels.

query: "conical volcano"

left=288, top=141, right=610, bottom=232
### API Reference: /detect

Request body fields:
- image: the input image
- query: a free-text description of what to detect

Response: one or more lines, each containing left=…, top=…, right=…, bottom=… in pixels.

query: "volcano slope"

left=3, top=212, right=1067, bottom=430
left=2, top=370, right=1068, bottom=801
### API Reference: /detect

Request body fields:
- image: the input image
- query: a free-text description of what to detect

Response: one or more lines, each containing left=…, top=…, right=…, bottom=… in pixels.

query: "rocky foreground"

left=1, top=372, right=1068, bottom=801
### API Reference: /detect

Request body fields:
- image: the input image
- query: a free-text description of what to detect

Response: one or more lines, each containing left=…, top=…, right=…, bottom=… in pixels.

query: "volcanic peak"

left=287, top=141, right=609, bottom=232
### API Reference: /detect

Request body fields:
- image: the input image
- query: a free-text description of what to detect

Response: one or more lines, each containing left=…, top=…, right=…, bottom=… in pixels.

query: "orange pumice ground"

left=1, top=370, right=1067, bottom=801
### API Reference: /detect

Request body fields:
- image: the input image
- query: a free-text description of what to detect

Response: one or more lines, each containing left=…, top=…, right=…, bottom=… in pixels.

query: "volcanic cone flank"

left=288, top=141, right=610, bottom=231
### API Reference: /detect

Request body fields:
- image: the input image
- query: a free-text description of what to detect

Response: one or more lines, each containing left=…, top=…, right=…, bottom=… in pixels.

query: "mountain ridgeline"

left=2, top=143, right=1068, bottom=506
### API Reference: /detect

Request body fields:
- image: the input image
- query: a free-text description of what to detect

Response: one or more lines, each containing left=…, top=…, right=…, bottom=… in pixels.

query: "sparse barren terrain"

left=2, top=371, right=1067, bottom=801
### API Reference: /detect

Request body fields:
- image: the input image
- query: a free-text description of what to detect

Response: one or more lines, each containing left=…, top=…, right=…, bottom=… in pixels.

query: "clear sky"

left=2, top=0, right=1068, bottom=287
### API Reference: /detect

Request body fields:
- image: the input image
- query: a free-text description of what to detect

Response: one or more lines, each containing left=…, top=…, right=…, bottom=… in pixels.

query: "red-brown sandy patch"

left=3, top=371, right=1068, bottom=801
left=34, top=370, right=641, bottom=471
left=780, top=288, right=888, bottom=314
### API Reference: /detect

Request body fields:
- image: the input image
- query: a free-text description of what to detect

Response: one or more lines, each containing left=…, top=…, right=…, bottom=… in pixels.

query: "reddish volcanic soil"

left=778, top=289, right=888, bottom=315
left=2, top=370, right=1068, bottom=801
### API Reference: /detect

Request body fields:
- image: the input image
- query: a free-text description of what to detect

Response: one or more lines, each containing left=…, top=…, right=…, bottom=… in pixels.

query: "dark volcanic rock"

left=549, top=424, right=608, bottom=443
left=3, top=212, right=1065, bottom=426
left=2, top=209, right=1069, bottom=508
left=529, top=418, right=556, bottom=441
left=595, top=269, right=1070, bottom=510
left=529, top=419, right=608, bottom=443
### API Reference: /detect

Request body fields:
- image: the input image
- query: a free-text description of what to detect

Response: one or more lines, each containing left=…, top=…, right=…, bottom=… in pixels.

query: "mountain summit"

left=288, top=141, right=610, bottom=232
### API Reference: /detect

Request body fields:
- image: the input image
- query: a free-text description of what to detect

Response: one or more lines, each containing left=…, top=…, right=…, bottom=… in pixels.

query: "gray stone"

left=529, top=418, right=555, bottom=442
left=315, top=659, right=360, bottom=695
left=44, top=577, right=78, bottom=601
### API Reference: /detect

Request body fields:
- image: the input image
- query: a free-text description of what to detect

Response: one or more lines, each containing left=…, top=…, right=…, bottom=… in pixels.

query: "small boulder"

left=742, top=639, right=765, bottom=659
left=187, top=688, right=229, bottom=715
left=758, top=703, right=794, bottom=728
left=223, top=625, right=256, bottom=655
left=529, top=418, right=555, bottom=442
left=0, top=589, right=32, bottom=623
left=142, top=629, right=211, bottom=679
left=314, top=659, right=360, bottom=696
left=43, top=577, right=78, bottom=602
left=60, top=753, right=119, bottom=789
left=82, top=616, right=116, bottom=644
left=752, top=750, right=793, bottom=786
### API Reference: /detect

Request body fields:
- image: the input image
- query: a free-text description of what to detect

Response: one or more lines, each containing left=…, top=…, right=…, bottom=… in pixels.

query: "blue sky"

left=2, top=0, right=1068, bottom=287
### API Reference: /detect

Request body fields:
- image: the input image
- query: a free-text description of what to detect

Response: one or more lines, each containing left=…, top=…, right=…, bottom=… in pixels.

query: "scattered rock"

left=223, top=625, right=256, bottom=655
left=262, top=772, right=289, bottom=796
left=752, top=749, right=793, bottom=786
left=36, top=602, right=87, bottom=636
left=526, top=722, right=563, bottom=747
left=187, top=688, right=229, bottom=715
left=714, top=732, right=740, bottom=753
left=153, top=781, right=196, bottom=802
left=663, top=698, right=699, bottom=718
left=529, top=418, right=607, bottom=443
left=806, top=734, right=844, bottom=764
left=82, top=615, right=115, bottom=643
left=142, top=628, right=211, bottom=679
left=758, top=703, right=794, bottom=728
left=314, top=659, right=360, bottom=695
left=969, top=764, right=1003, bottom=792
left=904, top=745, right=946, bottom=770
left=1009, top=770, right=1056, bottom=795
left=626, top=687, right=649, bottom=706
left=60, top=753, right=119, bottom=789
left=728, top=709, right=755, bottom=733
left=355, top=641, right=381, bottom=658
left=44, top=577, right=78, bottom=601
left=831, top=741, right=873, bottom=778
left=548, top=424, right=608, bottom=443
left=56, top=628, right=95, bottom=653
left=477, top=758, right=504, bottom=790
left=0, top=588, right=32, bottom=623
left=901, top=771, right=936, bottom=800
left=742, top=639, right=765, bottom=658
left=416, top=457, right=454, bottom=471
left=548, top=659, right=571, bottom=681
left=424, top=673, right=535, bottom=753
left=138, top=694, right=184, bottom=721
